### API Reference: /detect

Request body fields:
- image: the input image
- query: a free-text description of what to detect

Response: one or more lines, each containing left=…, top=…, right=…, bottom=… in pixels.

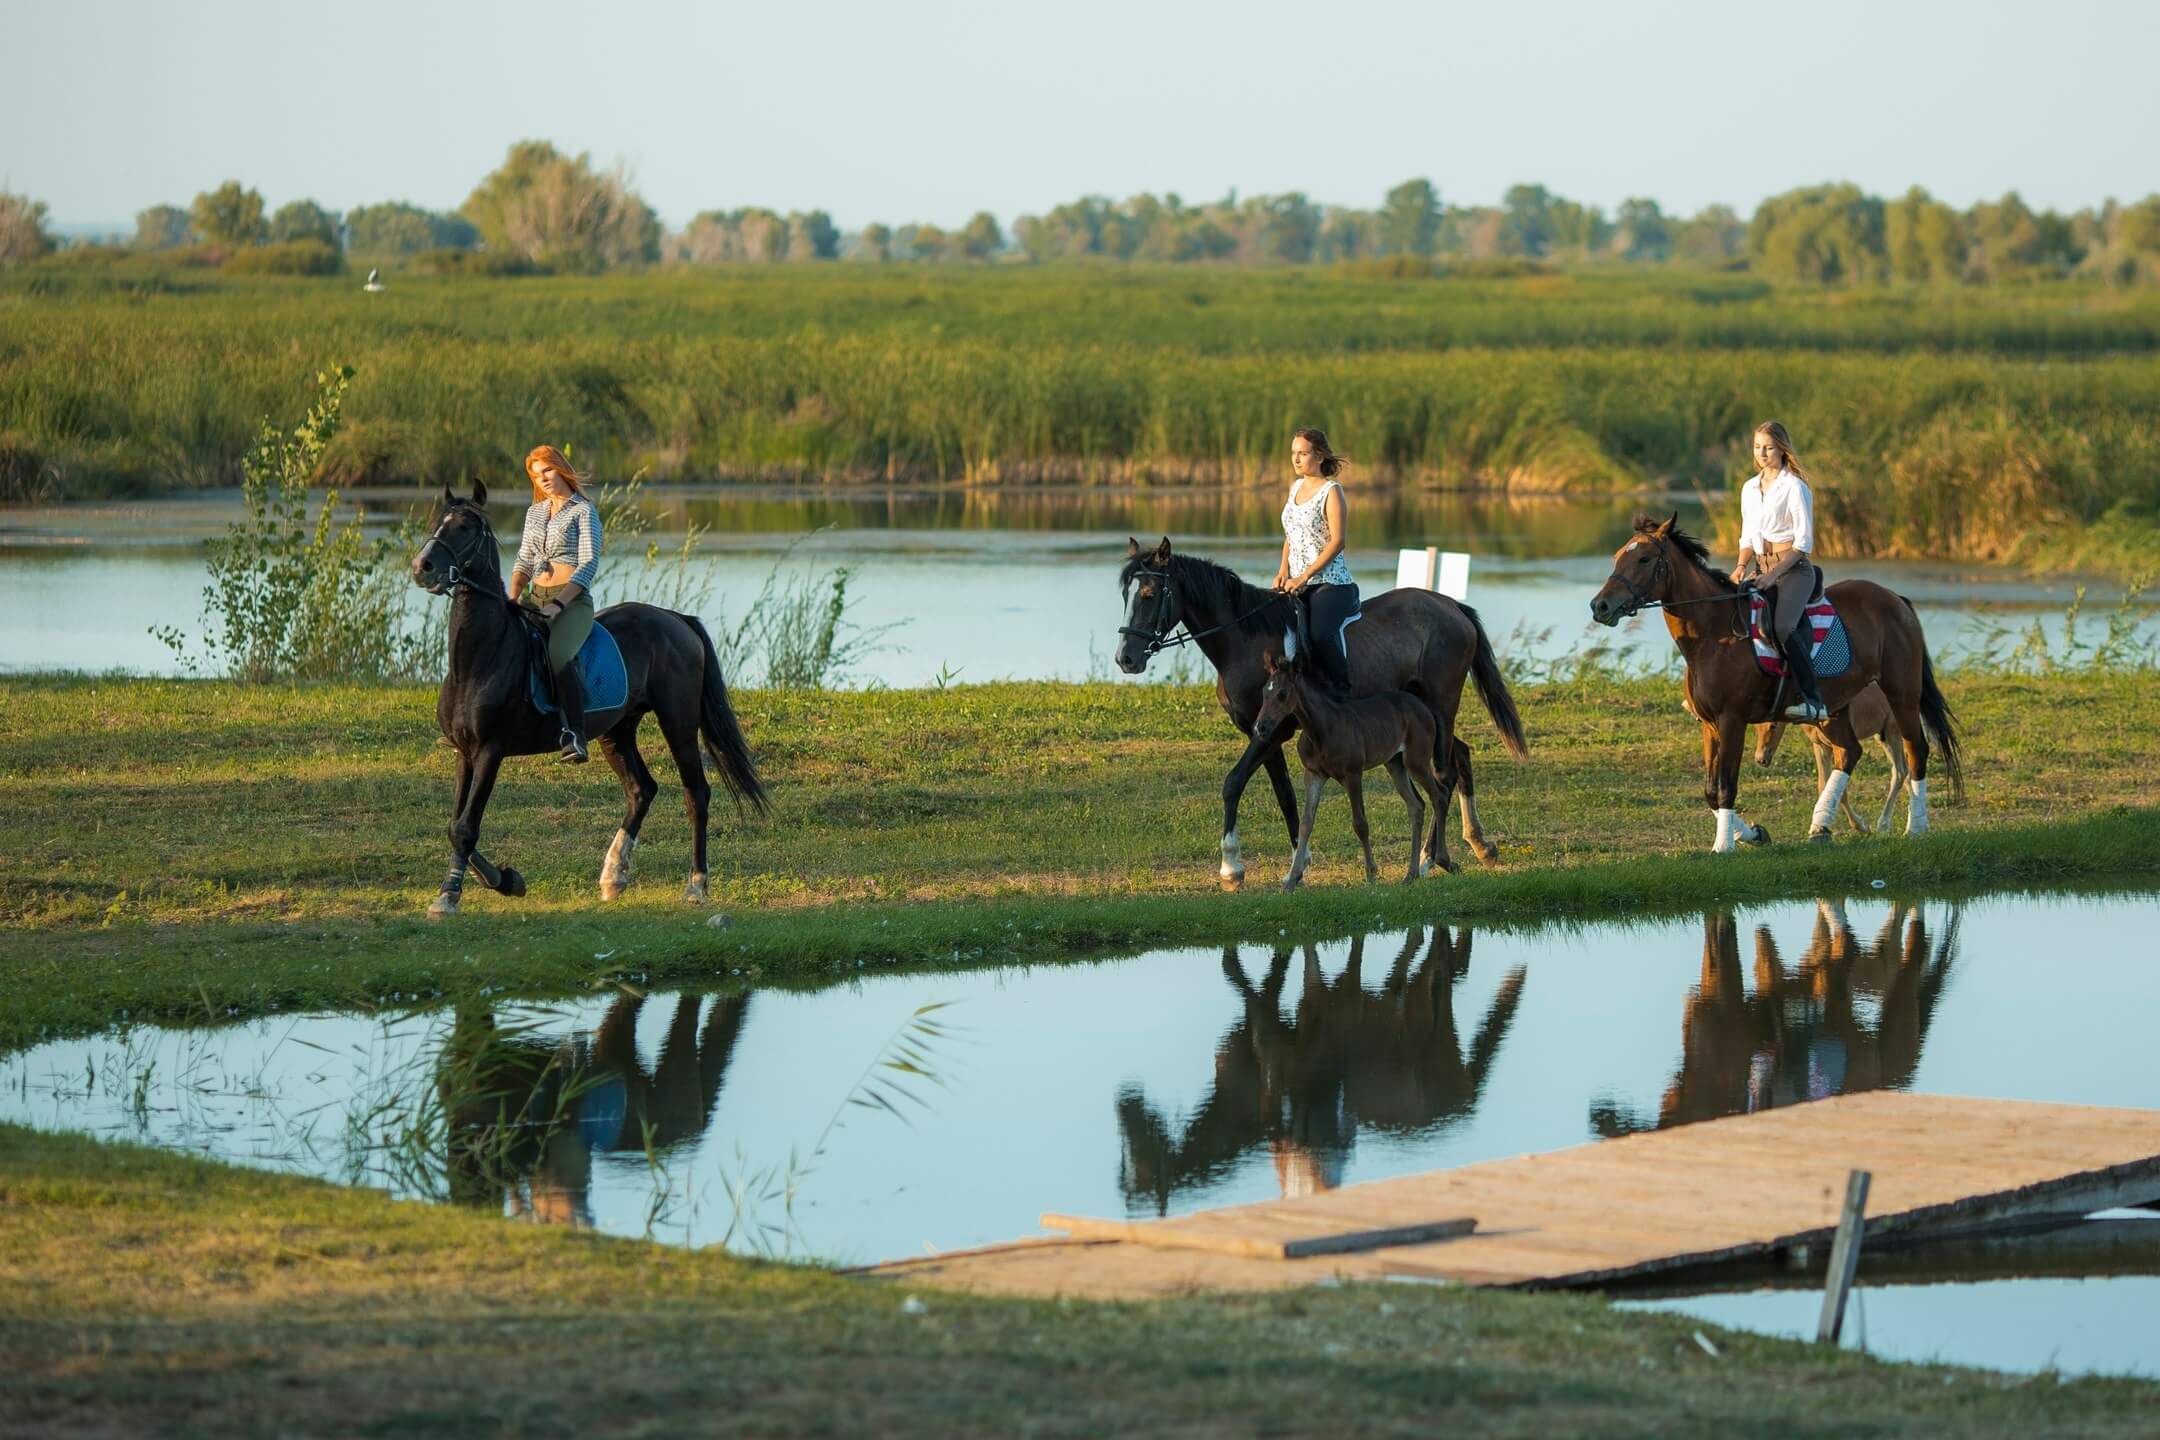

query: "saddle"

left=1747, top=569, right=1851, bottom=681
left=522, top=611, right=630, bottom=717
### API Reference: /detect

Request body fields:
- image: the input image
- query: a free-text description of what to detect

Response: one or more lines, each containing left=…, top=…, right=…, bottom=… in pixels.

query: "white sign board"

left=1394, top=547, right=1470, bottom=600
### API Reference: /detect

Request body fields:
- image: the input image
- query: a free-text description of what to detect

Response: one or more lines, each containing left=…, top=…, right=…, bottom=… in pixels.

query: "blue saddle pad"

left=532, top=620, right=628, bottom=716
left=1813, top=615, right=1853, bottom=679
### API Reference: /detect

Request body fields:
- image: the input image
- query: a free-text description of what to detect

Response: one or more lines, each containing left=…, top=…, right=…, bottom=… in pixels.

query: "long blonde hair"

left=524, top=444, right=587, bottom=503
left=1752, top=421, right=1814, bottom=484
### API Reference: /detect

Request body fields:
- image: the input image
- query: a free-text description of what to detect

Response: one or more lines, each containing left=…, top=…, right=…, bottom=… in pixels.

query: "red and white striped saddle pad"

left=1749, top=594, right=1845, bottom=678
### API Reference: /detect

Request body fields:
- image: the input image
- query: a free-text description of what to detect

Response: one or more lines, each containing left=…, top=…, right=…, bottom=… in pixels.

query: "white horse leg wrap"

left=1220, top=828, right=1244, bottom=879
left=1713, top=808, right=1737, bottom=853
left=1812, top=770, right=1851, bottom=833
left=1907, top=778, right=1930, bottom=836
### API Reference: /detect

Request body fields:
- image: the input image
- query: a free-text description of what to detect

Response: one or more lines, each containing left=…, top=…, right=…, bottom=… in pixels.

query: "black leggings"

left=1303, top=582, right=1361, bottom=688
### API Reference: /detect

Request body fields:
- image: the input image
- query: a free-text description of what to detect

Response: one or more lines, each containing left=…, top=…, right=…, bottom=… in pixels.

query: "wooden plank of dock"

left=860, top=1093, right=2160, bottom=1301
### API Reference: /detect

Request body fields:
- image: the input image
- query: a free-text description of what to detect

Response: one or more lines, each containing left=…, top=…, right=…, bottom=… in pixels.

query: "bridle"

left=1119, top=565, right=1285, bottom=656
left=1604, top=536, right=1751, bottom=637
left=415, top=508, right=504, bottom=601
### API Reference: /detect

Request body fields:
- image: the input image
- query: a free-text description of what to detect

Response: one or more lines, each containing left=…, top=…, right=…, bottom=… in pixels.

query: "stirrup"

left=559, top=729, right=589, bottom=765
left=1783, top=698, right=1827, bottom=723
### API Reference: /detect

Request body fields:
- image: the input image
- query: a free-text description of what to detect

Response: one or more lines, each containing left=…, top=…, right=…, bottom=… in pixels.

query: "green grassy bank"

left=4, top=671, right=2154, bottom=1048
left=5, top=266, right=2158, bottom=571
left=4, top=1125, right=2155, bottom=1437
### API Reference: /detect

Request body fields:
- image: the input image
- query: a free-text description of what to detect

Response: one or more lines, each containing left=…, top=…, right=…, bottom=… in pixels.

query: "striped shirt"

left=512, top=495, right=602, bottom=592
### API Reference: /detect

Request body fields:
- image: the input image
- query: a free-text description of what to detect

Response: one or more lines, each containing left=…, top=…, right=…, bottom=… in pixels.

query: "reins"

left=1120, top=565, right=1287, bottom=655
left=417, top=508, right=515, bottom=610
left=1610, top=542, right=1752, bottom=638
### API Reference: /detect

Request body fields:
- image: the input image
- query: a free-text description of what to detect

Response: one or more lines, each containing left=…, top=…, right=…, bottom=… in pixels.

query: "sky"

left=4, top=0, right=2155, bottom=232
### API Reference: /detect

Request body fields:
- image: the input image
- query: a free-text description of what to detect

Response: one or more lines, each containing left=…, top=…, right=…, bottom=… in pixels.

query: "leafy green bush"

left=411, top=247, right=541, bottom=276
left=223, top=240, right=344, bottom=276
left=152, top=367, right=434, bottom=682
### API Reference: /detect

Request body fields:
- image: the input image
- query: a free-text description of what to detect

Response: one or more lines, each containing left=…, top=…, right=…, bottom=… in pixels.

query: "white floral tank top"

left=1282, top=480, right=1354, bottom=586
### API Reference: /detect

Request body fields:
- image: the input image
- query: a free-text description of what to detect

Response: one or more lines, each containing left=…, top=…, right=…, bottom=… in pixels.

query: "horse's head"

left=412, top=479, right=499, bottom=595
left=1589, top=513, right=1681, bottom=627
left=1256, top=650, right=1306, bottom=735
left=1115, top=536, right=1180, bottom=674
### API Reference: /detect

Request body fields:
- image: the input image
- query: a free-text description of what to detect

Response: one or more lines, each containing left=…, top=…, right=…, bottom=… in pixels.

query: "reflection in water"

left=437, top=992, right=751, bottom=1227
left=1117, top=926, right=1525, bottom=1214
left=1593, top=900, right=1959, bottom=1136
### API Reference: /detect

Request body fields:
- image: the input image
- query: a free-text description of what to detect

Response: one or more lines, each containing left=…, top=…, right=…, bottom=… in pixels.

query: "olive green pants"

left=522, top=584, right=595, bottom=673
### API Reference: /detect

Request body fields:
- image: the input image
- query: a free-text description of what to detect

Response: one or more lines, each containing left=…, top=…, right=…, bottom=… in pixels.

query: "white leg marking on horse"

left=683, top=870, right=708, bottom=903
left=1811, top=771, right=1851, bottom=834
left=1907, top=777, right=1929, bottom=836
left=1713, top=807, right=1737, bottom=854
left=1734, top=811, right=1766, bottom=846
left=600, top=828, right=637, bottom=899
left=1220, top=827, right=1244, bottom=882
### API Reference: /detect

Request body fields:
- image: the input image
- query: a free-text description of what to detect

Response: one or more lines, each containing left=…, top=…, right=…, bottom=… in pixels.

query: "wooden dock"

left=861, top=1093, right=2160, bottom=1300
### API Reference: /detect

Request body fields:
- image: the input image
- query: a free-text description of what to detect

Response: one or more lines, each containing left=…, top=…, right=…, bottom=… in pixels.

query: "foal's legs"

left=1384, top=756, right=1429, bottom=881
left=597, top=719, right=661, bottom=901
left=1875, top=722, right=1910, bottom=836
left=1808, top=712, right=1866, bottom=843
left=1342, top=773, right=1378, bottom=883
left=1406, top=749, right=1452, bottom=877
left=1283, top=772, right=1326, bottom=892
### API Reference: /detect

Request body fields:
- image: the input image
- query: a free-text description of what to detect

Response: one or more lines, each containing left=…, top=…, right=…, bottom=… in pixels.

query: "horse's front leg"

left=1706, top=717, right=1765, bottom=853
left=432, top=744, right=505, bottom=917
left=1283, top=773, right=1326, bottom=892
left=1219, top=728, right=1285, bottom=889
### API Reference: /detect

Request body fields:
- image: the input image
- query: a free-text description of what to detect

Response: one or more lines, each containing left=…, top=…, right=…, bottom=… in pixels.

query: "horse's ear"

left=441, top=483, right=456, bottom=512
left=1126, top=536, right=1141, bottom=558
left=1657, top=512, right=1678, bottom=537
left=470, top=476, right=488, bottom=507
left=1263, top=651, right=1280, bottom=674
left=1153, top=536, right=1172, bottom=564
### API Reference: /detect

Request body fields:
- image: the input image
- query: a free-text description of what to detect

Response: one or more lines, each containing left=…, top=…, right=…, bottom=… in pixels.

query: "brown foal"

left=1256, top=654, right=1450, bottom=891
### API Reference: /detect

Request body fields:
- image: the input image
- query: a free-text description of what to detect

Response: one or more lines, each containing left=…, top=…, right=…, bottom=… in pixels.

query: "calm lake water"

left=8, top=887, right=2158, bottom=1378
left=2, top=487, right=2144, bottom=683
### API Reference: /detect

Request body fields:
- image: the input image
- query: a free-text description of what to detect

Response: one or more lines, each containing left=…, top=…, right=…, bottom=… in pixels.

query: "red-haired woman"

left=508, top=444, right=604, bottom=762
left=1273, top=427, right=1360, bottom=690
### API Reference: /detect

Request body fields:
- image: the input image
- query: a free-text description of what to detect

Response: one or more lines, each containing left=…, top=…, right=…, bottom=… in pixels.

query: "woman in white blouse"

left=1731, top=421, right=1826, bottom=722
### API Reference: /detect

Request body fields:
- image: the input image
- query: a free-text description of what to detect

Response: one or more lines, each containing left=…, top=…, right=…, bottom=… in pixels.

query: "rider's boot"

left=556, top=665, right=591, bottom=764
left=1780, top=621, right=1828, bottom=723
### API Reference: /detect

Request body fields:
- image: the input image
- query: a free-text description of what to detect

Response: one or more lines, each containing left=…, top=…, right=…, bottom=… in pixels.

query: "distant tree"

left=1236, top=192, right=1320, bottom=264
left=345, top=202, right=476, bottom=257
left=896, top=223, right=951, bottom=261
left=1884, top=187, right=1966, bottom=282
left=269, top=199, right=339, bottom=248
left=461, top=140, right=661, bottom=269
left=1613, top=198, right=1670, bottom=261
left=1319, top=207, right=1380, bottom=261
left=1747, top=183, right=1885, bottom=285
left=1674, top=204, right=1745, bottom=262
left=1501, top=184, right=1557, bottom=256
left=1379, top=178, right=1440, bottom=257
left=854, top=222, right=893, bottom=261
left=959, top=211, right=1003, bottom=259
left=0, top=192, right=55, bottom=266
left=788, top=209, right=840, bottom=260
left=133, top=205, right=193, bottom=250
left=190, top=181, right=269, bottom=247
left=1545, top=196, right=1611, bottom=256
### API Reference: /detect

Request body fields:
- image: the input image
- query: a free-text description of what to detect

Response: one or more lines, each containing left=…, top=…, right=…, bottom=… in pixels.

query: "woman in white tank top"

left=1273, top=427, right=1360, bottom=690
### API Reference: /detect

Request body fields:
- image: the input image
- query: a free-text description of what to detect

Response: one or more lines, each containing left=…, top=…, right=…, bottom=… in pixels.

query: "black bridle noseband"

left=1120, top=565, right=1284, bottom=656
left=1605, top=537, right=1750, bottom=635
left=415, top=508, right=503, bottom=600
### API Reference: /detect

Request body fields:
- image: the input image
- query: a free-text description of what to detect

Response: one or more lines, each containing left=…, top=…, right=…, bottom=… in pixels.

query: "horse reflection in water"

left=1592, top=899, right=1959, bottom=1137
left=1117, top=926, right=1525, bottom=1214
left=437, top=991, right=750, bottom=1225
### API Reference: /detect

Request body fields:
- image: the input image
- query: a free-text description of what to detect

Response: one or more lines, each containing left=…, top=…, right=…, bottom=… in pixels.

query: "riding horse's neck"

left=1177, top=561, right=1274, bottom=672
left=1660, top=561, right=1740, bottom=653
left=446, top=580, right=514, bottom=677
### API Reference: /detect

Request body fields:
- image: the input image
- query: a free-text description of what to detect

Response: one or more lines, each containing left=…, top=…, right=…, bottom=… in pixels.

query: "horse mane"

left=1632, top=514, right=1733, bottom=590
left=1121, top=550, right=1284, bottom=636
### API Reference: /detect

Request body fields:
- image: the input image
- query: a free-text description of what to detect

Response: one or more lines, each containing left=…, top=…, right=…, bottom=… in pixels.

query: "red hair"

left=524, top=444, right=587, bottom=502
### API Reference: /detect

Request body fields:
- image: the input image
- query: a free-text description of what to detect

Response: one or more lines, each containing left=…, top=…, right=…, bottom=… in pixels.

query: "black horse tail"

left=1461, top=602, right=1530, bottom=759
left=1917, top=642, right=1965, bottom=804
left=685, top=617, right=770, bottom=817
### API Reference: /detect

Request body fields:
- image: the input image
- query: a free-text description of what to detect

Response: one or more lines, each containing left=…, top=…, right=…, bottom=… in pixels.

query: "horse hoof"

left=1471, top=841, right=1500, bottom=865
left=427, top=893, right=459, bottom=919
left=1740, top=824, right=1771, bottom=847
left=600, top=880, right=625, bottom=902
left=1808, top=828, right=1834, bottom=845
left=683, top=876, right=708, bottom=904
left=498, top=867, right=526, bottom=897
left=1281, top=876, right=1302, bottom=894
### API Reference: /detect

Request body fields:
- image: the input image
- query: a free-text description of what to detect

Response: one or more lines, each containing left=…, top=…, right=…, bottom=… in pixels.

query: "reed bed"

left=5, top=266, right=2157, bottom=564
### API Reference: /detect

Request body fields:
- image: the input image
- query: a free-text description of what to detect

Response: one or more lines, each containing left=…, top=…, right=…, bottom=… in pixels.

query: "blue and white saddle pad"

left=531, top=620, right=629, bottom=715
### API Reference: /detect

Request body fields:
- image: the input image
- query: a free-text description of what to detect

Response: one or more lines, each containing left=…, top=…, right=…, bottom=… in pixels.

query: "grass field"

left=4, top=670, right=2155, bottom=1047
left=5, top=265, right=2158, bottom=569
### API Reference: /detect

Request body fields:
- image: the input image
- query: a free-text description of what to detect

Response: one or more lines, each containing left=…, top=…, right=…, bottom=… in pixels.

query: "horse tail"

left=1916, top=641, right=1965, bottom=803
left=1461, top=602, right=1530, bottom=759
left=684, top=616, right=770, bottom=817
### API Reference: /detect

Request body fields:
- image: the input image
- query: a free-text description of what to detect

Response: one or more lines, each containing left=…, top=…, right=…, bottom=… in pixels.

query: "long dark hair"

left=1294, top=427, right=1348, bottom=480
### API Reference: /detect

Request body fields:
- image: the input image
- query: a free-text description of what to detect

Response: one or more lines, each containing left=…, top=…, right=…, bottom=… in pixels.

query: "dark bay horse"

left=410, top=481, right=768, bottom=916
left=1115, top=537, right=1528, bottom=885
left=1589, top=515, right=1961, bottom=850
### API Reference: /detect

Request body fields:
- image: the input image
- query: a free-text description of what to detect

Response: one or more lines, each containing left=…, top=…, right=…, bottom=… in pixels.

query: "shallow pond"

left=7, top=887, right=2158, bottom=1377
left=2, top=487, right=2142, bottom=683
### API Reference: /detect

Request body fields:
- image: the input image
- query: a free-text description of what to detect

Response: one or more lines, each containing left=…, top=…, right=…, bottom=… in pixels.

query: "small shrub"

left=223, top=240, right=344, bottom=276
left=412, top=247, right=543, bottom=276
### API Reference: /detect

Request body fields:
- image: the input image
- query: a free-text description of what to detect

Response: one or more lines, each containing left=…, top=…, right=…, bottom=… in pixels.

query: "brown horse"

left=1589, top=515, right=1961, bottom=850
left=1256, top=653, right=1449, bottom=889
left=1757, top=683, right=1909, bottom=836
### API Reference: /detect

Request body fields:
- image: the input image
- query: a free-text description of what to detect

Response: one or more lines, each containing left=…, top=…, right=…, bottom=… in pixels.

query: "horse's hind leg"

left=1808, top=714, right=1864, bottom=844
left=1343, top=773, right=1378, bottom=883
left=1884, top=690, right=1932, bottom=836
left=1283, top=773, right=1325, bottom=892
left=597, top=719, right=660, bottom=901
left=655, top=704, right=714, bottom=902
left=1385, top=756, right=1429, bottom=881
left=1875, top=725, right=1909, bottom=836
left=1446, top=735, right=1499, bottom=865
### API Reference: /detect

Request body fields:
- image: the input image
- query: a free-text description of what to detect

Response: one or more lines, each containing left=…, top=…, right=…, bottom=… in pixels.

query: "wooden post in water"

left=1816, top=1169, right=1872, bottom=1345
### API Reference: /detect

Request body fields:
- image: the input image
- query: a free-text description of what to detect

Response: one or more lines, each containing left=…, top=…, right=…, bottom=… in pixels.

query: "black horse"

left=410, top=480, right=767, bottom=916
left=1114, top=537, right=1527, bottom=885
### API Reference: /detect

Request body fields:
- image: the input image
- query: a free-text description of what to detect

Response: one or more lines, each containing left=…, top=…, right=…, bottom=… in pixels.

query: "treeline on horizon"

left=5, top=139, right=2160, bottom=286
